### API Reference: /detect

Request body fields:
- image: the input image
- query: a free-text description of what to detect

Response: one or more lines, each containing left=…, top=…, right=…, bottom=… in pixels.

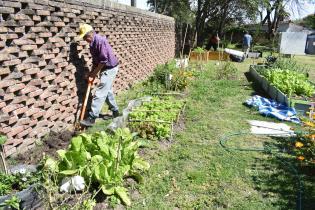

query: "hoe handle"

left=79, top=78, right=94, bottom=121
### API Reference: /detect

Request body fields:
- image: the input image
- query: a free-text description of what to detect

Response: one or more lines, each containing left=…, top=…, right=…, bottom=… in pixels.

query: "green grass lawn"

left=90, top=56, right=315, bottom=209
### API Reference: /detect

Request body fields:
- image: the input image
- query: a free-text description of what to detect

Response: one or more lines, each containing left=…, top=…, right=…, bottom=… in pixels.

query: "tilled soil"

left=15, top=130, right=75, bottom=165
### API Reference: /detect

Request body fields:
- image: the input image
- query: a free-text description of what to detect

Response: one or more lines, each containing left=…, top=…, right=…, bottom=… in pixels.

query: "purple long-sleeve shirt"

left=89, top=33, right=119, bottom=68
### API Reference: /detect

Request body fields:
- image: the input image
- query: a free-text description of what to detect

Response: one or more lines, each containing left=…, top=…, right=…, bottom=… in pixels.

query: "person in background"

left=206, top=34, right=220, bottom=51
left=78, top=24, right=120, bottom=127
left=243, top=31, right=252, bottom=58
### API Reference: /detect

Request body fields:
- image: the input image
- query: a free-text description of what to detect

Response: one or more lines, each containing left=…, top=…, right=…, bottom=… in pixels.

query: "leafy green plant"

left=129, top=97, right=184, bottom=140
left=193, top=47, right=206, bottom=53
left=0, top=195, right=21, bottom=210
left=0, top=170, right=40, bottom=196
left=43, top=128, right=149, bottom=206
left=260, top=68, right=314, bottom=97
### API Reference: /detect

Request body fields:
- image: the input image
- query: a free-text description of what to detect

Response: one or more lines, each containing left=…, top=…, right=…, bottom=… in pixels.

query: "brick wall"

left=0, top=0, right=175, bottom=156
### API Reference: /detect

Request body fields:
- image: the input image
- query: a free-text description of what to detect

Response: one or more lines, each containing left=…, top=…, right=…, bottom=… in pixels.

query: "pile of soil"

left=15, top=130, right=75, bottom=165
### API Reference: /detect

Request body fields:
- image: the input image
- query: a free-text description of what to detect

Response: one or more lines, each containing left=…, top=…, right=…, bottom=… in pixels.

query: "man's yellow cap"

left=78, top=24, right=93, bottom=38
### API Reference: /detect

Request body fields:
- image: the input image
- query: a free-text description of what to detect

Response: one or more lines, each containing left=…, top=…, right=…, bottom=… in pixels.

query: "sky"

left=115, top=0, right=150, bottom=10
left=114, top=0, right=314, bottom=19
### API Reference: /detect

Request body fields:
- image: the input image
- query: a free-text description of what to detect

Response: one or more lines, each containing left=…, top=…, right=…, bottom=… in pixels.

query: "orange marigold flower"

left=312, top=160, right=315, bottom=164
left=297, top=156, right=305, bottom=161
left=303, top=121, right=315, bottom=127
left=295, top=142, right=304, bottom=148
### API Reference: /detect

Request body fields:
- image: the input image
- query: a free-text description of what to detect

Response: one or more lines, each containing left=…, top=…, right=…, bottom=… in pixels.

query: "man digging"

left=78, top=24, right=120, bottom=127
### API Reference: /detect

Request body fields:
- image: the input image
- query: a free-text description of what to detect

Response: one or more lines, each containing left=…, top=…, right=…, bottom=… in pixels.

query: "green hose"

left=220, top=132, right=303, bottom=210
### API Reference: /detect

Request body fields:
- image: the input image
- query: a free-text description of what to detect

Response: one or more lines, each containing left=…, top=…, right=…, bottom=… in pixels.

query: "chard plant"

left=43, top=128, right=149, bottom=206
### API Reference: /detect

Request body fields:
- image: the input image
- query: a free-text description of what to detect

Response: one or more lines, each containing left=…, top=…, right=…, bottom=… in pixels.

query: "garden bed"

left=249, top=64, right=315, bottom=115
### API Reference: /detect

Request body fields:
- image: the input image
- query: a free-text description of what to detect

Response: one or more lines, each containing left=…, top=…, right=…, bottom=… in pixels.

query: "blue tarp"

left=245, top=95, right=300, bottom=124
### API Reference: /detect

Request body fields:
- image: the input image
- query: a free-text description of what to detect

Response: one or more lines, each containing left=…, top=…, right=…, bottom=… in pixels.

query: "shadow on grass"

left=251, top=137, right=315, bottom=210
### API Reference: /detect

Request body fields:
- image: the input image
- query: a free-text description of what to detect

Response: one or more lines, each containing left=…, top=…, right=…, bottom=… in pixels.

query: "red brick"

left=28, top=79, right=42, bottom=86
left=4, top=146, right=17, bottom=157
left=2, top=104, right=23, bottom=113
left=30, top=27, right=47, bottom=33
left=6, top=83, right=25, bottom=93
left=31, top=110, right=46, bottom=119
left=22, top=75, right=32, bottom=83
left=20, top=85, right=38, bottom=95
left=37, top=10, right=50, bottom=16
left=26, top=98, right=36, bottom=106
left=36, top=70, right=51, bottom=78
left=11, top=95, right=28, bottom=104
left=19, top=20, right=34, bottom=26
left=39, top=32, right=52, bottom=37
left=13, top=39, right=35, bottom=45
left=0, top=102, right=6, bottom=109
left=0, top=113, right=10, bottom=123
left=0, top=67, right=10, bottom=75
left=36, top=119, right=48, bottom=127
left=25, top=67, right=40, bottom=75
left=14, top=63, right=36, bottom=71
left=25, top=107, right=41, bottom=117
left=0, top=33, right=18, bottom=40
left=2, top=59, right=21, bottom=67
left=7, top=126, right=24, bottom=137
left=33, top=100, right=46, bottom=108
left=0, top=80, right=16, bottom=88
left=28, top=89, right=43, bottom=97
left=21, top=45, right=38, bottom=51
left=16, top=127, right=32, bottom=139
left=11, top=13, right=31, bottom=21
left=39, top=91, right=53, bottom=100
left=8, top=115, right=19, bottom=125
left=12, top=106, right=29, bottom=116
left=3, top=93, right=14, bottom=102
left=0, top=53, right=14, bottom=62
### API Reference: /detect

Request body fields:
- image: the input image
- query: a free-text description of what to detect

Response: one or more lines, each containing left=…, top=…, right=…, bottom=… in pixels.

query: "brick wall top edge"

left=58, top=0, right=174, bottom=22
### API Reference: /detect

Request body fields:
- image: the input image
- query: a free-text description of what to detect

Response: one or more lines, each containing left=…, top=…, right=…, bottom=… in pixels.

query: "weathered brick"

left=32, top=15, right=41, bottom=21
left=19, top=20, right=34, bottom=26
left=31, top=110, right=46, bottom=119
left=12, top=106, right=28, bottom=116
left=37, top=10, right=50, bottom=16
left=39, top=32, right=52, bottom=37
left=11, top=13, right=31, bottom=20
left=28, top=79, right=42, bottom=86
left=36, top=70, right=51, bottom=78
left=20, top=85, right=38, bottom=95
left=3, top=1, right=21, bottom=8
left=28, top=89, right=43, bottom=97
left=26, top=98, right=36, bottom=106
left=0, top=33, right=18, bottom=40
left=4, top=146, right=17, bottom=157
left=39, top=91, right=53, bottom=100
left=35, top=38, right=45, bottom=44
left=0, top=112, right=10, bottom=123
left=21, top=45, right=37, bottom=51
left=0, top=102, right=6, bottom=109
left=0, top=53, right=14, bottom=62
left=11, top=95, right=29, bottom=104
left=0, top=80, right=16, bottom=88
left=25, top=67, right=40, bottom=75
left=13, top=39, right=35, bottom=45
left=0, top=7, right=14, bottom=14
left=2, top=104, right=24, bottom=113
left=3, top=59, right=21, bottom=67
left=30, top=26, right=47, bottom=32
left=19, top=9, right=36, bottom=15
left=7, top=126, right=24, bottom=138
left=6, top=83, right=25, bottom=93
left=14, top=63, right=35, bottom=71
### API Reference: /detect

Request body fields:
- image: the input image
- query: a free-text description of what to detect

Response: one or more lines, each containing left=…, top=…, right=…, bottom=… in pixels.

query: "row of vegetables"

left=257, top=58, right=315, bottom=166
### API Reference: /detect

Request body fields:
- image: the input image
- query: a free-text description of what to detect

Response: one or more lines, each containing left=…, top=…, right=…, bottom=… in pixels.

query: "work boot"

left=113, top=110, right=120, bottom=118
left=80, top=116, right=95, bottom=127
